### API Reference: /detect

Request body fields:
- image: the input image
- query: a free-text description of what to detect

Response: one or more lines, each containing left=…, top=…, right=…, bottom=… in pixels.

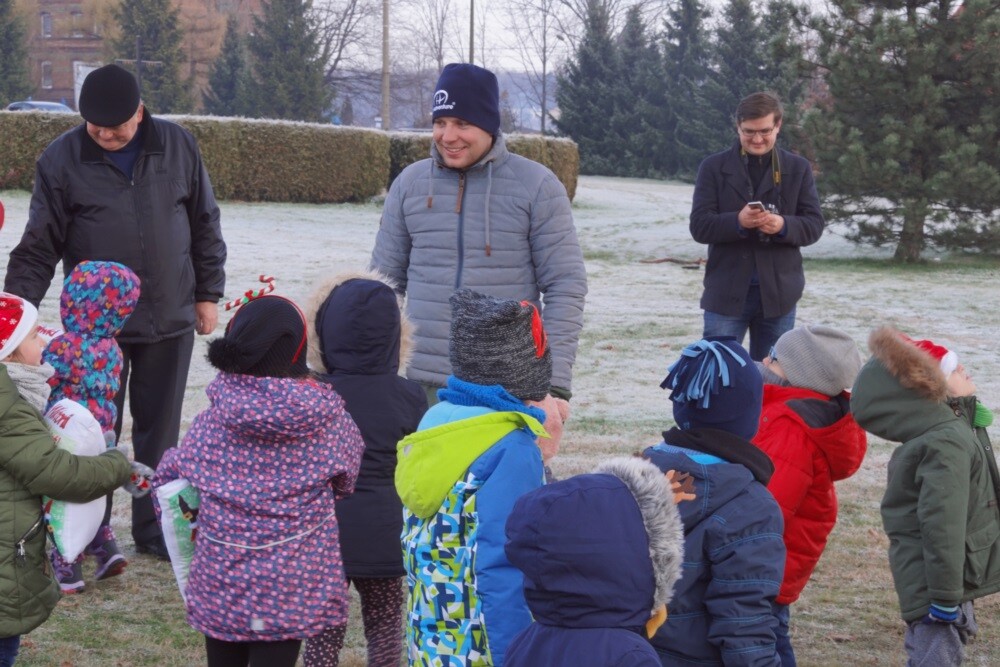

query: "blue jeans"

left=772, top=601, right=796, bottom=667
left=0, top=635, right=21, bottom=667
left=703, top=285, right=796, bottom=361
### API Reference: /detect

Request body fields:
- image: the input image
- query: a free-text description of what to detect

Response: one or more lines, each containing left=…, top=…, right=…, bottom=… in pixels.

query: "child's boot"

left=49, top=549, right=85, bottom=594
left=86, top=524, right=128, bottom=580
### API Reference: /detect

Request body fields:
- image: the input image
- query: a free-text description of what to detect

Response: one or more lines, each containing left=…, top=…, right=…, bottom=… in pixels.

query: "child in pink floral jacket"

left=152, top=295, right=364, bottom=667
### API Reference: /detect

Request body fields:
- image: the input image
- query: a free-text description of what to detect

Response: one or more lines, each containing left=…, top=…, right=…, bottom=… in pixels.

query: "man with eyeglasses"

left=690, top=92, right=824, bottom=361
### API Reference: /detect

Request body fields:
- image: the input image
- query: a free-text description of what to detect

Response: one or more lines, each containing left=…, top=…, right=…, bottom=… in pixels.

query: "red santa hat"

left=0, top=293, right=39, bottom=361
left=0, top=199, right=5, bottom=231
left=911, top=337, right=959, bottom=376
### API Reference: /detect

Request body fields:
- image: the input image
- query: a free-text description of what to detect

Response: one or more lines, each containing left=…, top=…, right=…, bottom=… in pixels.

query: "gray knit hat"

left=449, top=289, right=552, bottom=401
left=773, top=325, right=862, bottom=396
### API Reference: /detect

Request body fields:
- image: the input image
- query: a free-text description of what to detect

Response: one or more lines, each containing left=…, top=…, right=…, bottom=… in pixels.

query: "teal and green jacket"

left=396, top=399, right=547, bottom=666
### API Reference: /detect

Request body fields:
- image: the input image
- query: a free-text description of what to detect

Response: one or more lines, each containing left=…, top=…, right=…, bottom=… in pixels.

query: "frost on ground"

left=2, top=175, right=1000, bottom=665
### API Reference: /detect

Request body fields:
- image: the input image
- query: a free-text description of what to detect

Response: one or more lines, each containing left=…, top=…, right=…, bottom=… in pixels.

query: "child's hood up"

left=504, top=457, right=684, bottom=632
left=61, top=261, right=140, bottom=337
left=851, top=326, right=956, bottom=443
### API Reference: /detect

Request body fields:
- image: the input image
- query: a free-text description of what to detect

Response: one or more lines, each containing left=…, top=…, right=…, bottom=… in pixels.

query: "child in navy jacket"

left=643, top=337, right=785, bottom=666
left=302, top=270, right=427, bottom=666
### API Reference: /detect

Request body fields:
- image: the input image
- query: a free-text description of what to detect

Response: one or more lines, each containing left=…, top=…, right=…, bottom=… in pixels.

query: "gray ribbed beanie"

left=773, top=325, right=862, bottom=396
left=449, top=289, right=552, bottom=401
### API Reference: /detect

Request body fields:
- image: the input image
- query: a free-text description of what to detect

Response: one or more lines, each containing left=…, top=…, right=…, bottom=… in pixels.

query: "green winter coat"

left=852, top=327, right=1000, bottom=622
left=0, top=365, right=131, bottom=637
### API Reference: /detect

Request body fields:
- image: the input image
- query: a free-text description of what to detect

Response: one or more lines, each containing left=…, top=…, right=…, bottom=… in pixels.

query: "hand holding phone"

left=747, top=201, right=766, bottom=212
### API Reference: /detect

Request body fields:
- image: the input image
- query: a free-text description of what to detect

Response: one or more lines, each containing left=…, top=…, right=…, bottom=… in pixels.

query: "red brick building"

left=21, top=0, right=262, bottom=111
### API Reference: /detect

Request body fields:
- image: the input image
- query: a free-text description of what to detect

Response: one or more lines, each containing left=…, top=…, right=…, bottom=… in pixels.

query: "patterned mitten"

left=124, top=461, right=155, bottom=498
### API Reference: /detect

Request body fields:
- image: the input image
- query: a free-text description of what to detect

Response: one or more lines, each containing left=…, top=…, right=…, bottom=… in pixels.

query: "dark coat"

left=306, top=271, right=427, bottom=578
left=4, top=113, right=226, bottom=343
left=644, top=429, right=785, bottom=666
left=504, top=458, right=684, bottom=667
left=690, top=144, right=824, bottom=319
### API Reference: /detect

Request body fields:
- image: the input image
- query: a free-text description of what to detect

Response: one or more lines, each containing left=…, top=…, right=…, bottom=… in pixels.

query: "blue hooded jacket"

left=504, top=458, right=684, bottom=667
left=644, top=427, right=784, bottom=666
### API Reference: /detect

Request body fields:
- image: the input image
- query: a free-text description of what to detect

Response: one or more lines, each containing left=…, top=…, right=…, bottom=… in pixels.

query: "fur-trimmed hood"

left=851, top=326, right=954, bottom=443
left=303, top=268, right=414, bottom=376
left=504, top=456, right=684, bottom=630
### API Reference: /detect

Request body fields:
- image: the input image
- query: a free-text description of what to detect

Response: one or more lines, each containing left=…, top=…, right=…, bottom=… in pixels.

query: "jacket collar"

left=720, top=141, right=776, bottom=202
left=79, top=109, right=164, bottom=163
left=662, top=426, right=775, bottom=485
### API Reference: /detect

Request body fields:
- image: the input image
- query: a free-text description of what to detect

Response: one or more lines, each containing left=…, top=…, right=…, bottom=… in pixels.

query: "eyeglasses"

left=739, top=126, right=776, bottom=139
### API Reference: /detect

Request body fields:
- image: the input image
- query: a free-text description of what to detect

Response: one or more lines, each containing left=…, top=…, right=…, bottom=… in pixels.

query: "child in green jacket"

left=852, top=326, right=1000, bottom=667
left=0, top=293, right=131, bottom=665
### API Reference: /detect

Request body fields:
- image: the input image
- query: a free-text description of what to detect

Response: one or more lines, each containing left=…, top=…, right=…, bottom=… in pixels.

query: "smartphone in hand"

left=748, top=201, right=766, bottom=211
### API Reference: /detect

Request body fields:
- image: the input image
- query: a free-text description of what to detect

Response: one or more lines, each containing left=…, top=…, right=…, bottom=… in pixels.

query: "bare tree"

left=311, top=0, right=381, bottom=87
left=554, top=0, right=666, bottom=47
left=502, top=0, right=565, bottom=133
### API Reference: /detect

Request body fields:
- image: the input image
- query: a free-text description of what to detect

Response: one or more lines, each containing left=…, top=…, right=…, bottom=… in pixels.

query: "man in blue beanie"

left=371, top=63, right=587, bottom=443
left=642, top=336, right=785, bottom=666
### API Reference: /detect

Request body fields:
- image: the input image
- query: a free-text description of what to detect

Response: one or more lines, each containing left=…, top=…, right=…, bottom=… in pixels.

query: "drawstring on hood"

left=429, top=135, right=502, bottom=257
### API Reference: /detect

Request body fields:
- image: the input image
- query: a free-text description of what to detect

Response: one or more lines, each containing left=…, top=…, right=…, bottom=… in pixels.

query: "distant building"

left=21, top=0, right=262, bottom=111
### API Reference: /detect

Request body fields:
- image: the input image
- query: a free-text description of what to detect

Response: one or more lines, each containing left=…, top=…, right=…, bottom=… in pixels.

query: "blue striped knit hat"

left=662, top=337, right=763, bottom=441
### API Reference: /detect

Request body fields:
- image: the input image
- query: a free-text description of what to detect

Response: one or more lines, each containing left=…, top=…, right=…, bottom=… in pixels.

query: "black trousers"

left=204, top=636, right=301, bottom=667
left=112, top=332, right=195, bottom=546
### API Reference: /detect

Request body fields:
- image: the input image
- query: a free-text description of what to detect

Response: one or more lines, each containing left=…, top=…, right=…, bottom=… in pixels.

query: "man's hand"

left=757, top=213, right=785, bottom=235
left=194, top=301, right=218, bottom=335
left=738, top=203, right=769, bottom=230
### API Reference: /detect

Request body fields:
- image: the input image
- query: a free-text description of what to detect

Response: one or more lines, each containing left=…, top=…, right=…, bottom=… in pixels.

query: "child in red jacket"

left=753, top=324, right=868, bottom=666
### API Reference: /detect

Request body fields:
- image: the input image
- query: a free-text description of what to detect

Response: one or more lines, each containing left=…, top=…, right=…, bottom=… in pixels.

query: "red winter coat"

left=753, top=384, right=867, bottom=604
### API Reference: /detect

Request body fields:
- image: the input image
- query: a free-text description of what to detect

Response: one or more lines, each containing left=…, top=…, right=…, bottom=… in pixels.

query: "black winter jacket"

left=4, top=113, right=226, bottom=343
left=690, top=143, right=824, bottom=319
left=306, top=271, right=427, bottom=578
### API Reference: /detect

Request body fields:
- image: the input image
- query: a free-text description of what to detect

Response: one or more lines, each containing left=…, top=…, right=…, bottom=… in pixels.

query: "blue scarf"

left=438, top=376, right=546, bottom=424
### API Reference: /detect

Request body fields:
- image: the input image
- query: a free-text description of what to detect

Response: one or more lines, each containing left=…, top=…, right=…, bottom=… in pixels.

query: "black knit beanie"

left=208, top=296, right=308, bottom=378
left=79, top=64, right=141, bottom=127
left=449, top=289, right=551, bottom=401
left=432, top=63, right=501, bottom=136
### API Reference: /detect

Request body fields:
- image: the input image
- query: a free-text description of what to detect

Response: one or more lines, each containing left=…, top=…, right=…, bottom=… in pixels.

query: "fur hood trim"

left=592, top=457, right=684, bottom=611
left=867, top=326, right=948, bottom=403
left=303, top=268, right=414, bottom=374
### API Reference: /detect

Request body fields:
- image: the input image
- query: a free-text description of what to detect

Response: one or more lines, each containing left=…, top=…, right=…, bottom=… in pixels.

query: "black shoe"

left=135, top=538, right=171, bottom=562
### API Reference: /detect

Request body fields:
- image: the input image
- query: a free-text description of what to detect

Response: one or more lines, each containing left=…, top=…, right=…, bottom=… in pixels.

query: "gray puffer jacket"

left=371, top=134, right=587, bottom=391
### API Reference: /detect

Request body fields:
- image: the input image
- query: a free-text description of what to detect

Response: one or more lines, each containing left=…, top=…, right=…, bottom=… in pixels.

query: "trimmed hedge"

left=0, top=112, right=578, bottom=203
left=387, top=131, right=579, bottom=201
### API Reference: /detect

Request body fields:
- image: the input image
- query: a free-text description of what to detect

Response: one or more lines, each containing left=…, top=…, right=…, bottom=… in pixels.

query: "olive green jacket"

left=852, top=327, right=1000, bottom=622
left=0, top=365, right=131, bottom=636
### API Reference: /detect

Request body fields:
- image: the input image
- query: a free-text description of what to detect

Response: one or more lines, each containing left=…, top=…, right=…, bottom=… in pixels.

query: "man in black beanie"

left=5, top=63, right=226, bottom=569
left=371, top=63, right=587, bottom=417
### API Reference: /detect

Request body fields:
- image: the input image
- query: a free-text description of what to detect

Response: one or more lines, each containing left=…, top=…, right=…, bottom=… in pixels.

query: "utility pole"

left=115, top=36, right=162, bottom=96
left=381, top=0, right=390, bottom=130
left=469, top=0, right=474, bottom=64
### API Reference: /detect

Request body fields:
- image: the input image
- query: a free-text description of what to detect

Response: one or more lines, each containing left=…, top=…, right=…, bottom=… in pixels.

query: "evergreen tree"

left=555, top=0, right=619, bottom=174
left=111, top=0, right=191, bottom=113
left=659, top=0, right=717, bottom=179
left=610, top=6, right=663, bottom=178
left=805, top=0, right=1000, bottom=260
left=204, top=16, right=253, bottom=116
left=0, top=0, right=32, bottom=106
left=246, top=0, right=331, bottom=122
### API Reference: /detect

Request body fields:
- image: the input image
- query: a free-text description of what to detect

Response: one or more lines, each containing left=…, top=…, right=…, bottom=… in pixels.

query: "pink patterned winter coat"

left=153, top=372, right=364, bottom=642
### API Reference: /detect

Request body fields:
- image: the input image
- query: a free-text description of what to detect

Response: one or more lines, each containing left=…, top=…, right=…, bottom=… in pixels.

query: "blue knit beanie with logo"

left=662, top=337, right=763, bottom=441
left=432, top=63, right=501, bottom=136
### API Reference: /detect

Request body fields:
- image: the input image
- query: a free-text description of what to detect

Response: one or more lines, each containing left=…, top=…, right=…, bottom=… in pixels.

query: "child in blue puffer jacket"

left=643, top=337, right=785, bottom=667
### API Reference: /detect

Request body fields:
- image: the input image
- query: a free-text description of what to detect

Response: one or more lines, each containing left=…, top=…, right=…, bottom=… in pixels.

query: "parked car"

left=6, top=100, right=76, bottom=113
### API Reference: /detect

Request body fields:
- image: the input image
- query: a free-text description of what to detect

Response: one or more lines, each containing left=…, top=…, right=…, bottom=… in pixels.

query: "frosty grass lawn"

left=2, top=175, right=999, bottom=665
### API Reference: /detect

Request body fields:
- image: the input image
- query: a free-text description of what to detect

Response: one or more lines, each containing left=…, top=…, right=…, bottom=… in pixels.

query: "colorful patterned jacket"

left=44, top=260, right=140, bottom=433
left=152, top=372, right=364, bottom=642
left=396, top=394, right=547, bottom=667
